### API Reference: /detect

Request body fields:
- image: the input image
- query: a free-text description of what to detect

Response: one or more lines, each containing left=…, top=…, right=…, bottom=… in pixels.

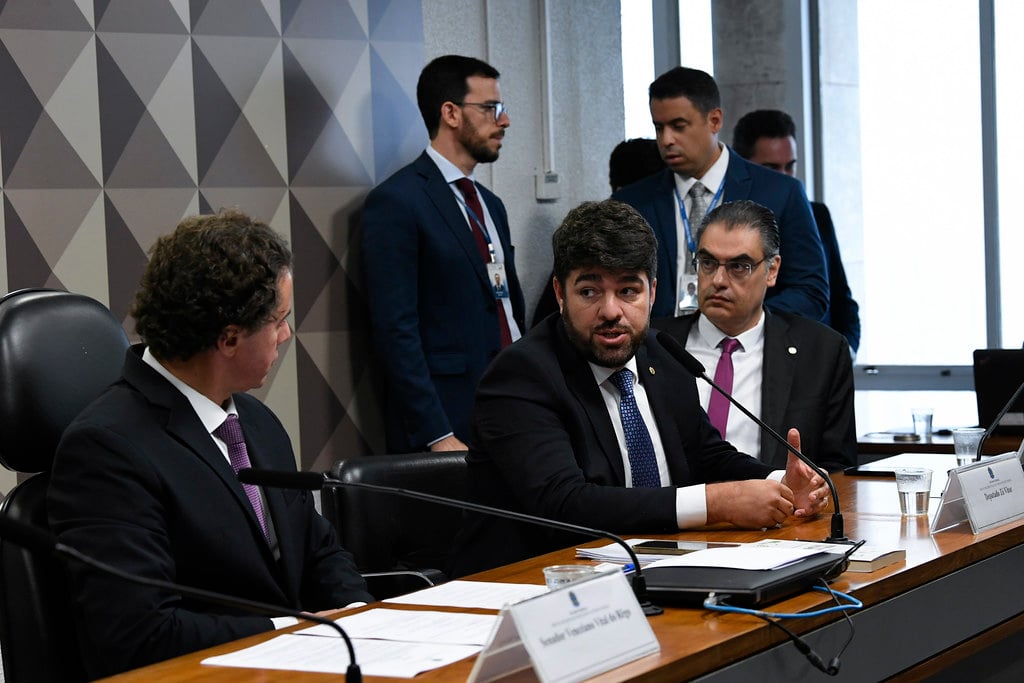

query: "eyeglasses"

left=458, top=101, right=508, bottom=121
left=692, top=255, right=773, bottom=279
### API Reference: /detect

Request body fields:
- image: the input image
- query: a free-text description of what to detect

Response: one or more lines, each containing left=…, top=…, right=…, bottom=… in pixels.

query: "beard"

left=561, top=307, right=647, bottom=368
left=460, top=117, right=501, bottom=164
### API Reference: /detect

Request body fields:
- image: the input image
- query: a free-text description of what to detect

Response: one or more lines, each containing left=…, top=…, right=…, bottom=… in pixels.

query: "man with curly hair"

left=48, top=209, right=372, bottom=679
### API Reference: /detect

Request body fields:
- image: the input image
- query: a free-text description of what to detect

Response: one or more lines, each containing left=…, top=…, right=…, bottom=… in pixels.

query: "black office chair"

left=324, top=452, right=469, bottom=598
left=0, top=289, right=129, bottom=683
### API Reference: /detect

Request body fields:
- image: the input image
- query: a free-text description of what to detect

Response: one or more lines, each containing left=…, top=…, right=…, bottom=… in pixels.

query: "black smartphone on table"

left=633, top=540, right=740, bottom=555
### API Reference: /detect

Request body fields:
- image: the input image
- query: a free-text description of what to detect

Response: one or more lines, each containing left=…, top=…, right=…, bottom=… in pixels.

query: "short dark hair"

left=417, top=55, right=500, bottom=138
left=648, top=66, right=720, bottom=115
left=732, top=109, right=797, bottom=159
left=608, top=138, right=664, bottom=191
left=697, top=200, right=780, bottom=258
left=553, top=200, right=658, bottom=285
left=132, top=209, right=293, bottom=362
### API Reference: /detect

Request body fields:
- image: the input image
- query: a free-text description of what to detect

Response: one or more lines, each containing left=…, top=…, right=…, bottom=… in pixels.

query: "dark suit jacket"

left=655, top=312, right=856, bottom=472
left=449, top=315, right=773, bottom=576
left=48, top=346, right=372, bottom=679
left=362, top=151, right=526, bottom=452
left=612, top=148, right=829, bottom=320
left=812, top=201, right=861, bottom=353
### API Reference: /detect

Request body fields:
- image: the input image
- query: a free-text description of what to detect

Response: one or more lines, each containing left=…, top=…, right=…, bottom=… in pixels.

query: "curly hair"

left=552, top=200, right=658, bottom=285
left=132, top=209, right=292, bottom=361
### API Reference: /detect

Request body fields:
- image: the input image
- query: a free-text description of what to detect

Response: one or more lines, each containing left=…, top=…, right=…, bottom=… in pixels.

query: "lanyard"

left=674, top=175, right=726, bottom=254
left=456, top=194, right=497, bottom=263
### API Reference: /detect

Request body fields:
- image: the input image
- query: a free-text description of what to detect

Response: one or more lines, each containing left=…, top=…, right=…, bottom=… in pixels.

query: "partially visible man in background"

left=732, top=109, right=860, bottom=354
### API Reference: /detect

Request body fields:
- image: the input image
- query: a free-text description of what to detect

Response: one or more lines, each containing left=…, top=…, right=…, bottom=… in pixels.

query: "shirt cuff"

left=271, top=616, right=299, bottom=630
left=674, top=484, right=708, bottom=528
left=768, top=469, right=785, bottom=483
left=427, top=432, right=454, bottom=448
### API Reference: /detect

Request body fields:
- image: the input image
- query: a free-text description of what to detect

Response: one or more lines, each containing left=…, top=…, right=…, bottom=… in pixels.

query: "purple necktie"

left=214, top=414, right=269, bottom=541
left=454, top=177, right=513, bottom=348
left=707, top=338, right=742, bottom=438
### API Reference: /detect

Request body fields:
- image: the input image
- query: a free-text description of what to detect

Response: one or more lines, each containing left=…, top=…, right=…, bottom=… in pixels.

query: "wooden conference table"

left=102, top=472, right=1024, bottom=682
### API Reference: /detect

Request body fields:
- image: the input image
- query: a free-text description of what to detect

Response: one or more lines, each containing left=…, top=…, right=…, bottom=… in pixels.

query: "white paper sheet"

left=645, top=545, right=822, bottom=571
left=382, top=580, right=547, bottom=609
left=201, top=633, right=479, bottom=678
left=296, top=608, right=498, bottom=645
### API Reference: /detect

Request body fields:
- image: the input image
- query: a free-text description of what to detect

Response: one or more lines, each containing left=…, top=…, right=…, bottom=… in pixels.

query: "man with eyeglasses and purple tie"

left=656, top=200, right=856, bottom=473
left=362, top=54, right=525, bottom=454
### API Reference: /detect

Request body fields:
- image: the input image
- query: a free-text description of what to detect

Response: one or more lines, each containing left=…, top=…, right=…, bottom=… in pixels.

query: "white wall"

left=423, top=0, right=625, bottom=317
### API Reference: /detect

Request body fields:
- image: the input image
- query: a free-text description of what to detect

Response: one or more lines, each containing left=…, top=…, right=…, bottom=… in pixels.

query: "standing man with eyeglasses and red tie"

left=362, top=54, right=525, bottom=454
left=655, top=200, right=856, bottom=473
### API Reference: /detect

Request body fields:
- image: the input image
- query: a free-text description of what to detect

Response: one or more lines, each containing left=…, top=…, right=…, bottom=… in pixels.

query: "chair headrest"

left=0, top=289, right=129, bottom=473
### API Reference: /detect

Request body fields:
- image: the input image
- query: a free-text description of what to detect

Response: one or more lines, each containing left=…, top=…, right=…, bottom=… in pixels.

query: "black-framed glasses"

left=458, top=101, right=508, bottom=121
left=692, top=255, right=772, bottom=279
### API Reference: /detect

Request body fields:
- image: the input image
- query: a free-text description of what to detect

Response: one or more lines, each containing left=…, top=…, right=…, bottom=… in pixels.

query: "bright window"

left=856, top=0, right=985, bottom=366
left=995, top=0, right=1024, bottom=347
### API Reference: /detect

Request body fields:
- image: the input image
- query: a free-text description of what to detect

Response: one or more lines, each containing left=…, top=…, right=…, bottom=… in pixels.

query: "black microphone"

left=238, top=468, right=665, bottom=617
left=975, top=380, right=1024, bottom=459
left=655, top=330, right=851, bottom=544
left=0, top=516, right=361, bottom=682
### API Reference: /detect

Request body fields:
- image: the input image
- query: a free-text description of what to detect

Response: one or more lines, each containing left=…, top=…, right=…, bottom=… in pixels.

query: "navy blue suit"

left=613, top=148, right=828, bottom=320
left=812, top=201, right=861, bottom=353
left=362, top=151, right=526, bottom=452
left=48, top=346, right=371, bottom=678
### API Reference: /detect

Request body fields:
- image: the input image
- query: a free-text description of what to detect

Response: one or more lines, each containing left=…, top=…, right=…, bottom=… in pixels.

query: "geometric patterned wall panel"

left=0, top=0, right=425, bottom=468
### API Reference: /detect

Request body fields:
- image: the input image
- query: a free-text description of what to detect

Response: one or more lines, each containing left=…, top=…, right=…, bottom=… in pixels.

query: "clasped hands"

left=706, top=428, right=830, bottom=529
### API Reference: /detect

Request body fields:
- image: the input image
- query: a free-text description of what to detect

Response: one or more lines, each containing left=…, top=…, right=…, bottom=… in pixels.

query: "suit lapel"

left=722, top=147, right=753, bottom=202
left=415, top=153, right=492, bottom=292
left=123, top=350, right=278, bottom=562
left=760, top=313, right=795, bottom=468
left=653, top=170, right=679, bottom=290
left=553, top=324, right=626, bottom=483
left=636, top=341, right=692, bottom=485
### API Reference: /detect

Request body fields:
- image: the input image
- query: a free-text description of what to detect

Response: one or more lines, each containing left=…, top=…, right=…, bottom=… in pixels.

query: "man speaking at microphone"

left=48, top=210, right=372, bottom=678
left=656, top=200, right=856, bottom=473
left=450, top=200, right=829, bottom=576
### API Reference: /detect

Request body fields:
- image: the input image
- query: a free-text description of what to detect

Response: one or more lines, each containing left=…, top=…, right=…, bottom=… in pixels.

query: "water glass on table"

left=952, top=427, right=986, bottom=467
left=894, top=467, right=932, bottom=516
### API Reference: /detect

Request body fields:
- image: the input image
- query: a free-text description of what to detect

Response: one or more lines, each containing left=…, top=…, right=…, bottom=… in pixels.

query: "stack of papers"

left=575, top=538, right=670, bottom=565
left=645, top=546, right=824, bottom=571
left=203, top=608, right=499, bottom=678
left=748, top=539, right=906, bottom=573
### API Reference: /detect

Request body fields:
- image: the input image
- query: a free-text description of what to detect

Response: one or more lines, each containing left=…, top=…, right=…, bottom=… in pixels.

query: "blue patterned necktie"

left=609, top=368, right=662, bottom=488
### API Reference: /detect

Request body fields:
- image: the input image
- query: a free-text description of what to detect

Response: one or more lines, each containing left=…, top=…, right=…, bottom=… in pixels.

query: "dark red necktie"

left=454, top=177, right=512, bottom=347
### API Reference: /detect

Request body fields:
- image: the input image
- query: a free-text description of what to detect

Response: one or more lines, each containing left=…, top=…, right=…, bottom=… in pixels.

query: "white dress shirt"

left=684, top=313, right=766, bottom=459
left=589, top=357, right=708, bottom=528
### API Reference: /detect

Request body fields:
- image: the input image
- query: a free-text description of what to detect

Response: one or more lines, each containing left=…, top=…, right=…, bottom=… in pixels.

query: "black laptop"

left=973, top=349, right=1024, bottom=435
left=642, top=551, right=844, bottom=608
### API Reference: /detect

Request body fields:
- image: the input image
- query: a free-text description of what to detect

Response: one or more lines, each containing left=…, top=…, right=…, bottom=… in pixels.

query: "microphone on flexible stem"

left=237, top=468, right=665, bottom=617
left=655, top=330, right=852, bottom=545
left=975, top=380, right=1024, bottom=459
left=0, top=516, right=362, bottom=683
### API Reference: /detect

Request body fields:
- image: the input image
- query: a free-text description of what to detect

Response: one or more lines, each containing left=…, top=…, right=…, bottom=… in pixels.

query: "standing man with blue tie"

left=613, top=67, right=828, bottom=321
left=362, top=55, right=525, bottom=454
left=450, top=200, right=828, bottom=576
